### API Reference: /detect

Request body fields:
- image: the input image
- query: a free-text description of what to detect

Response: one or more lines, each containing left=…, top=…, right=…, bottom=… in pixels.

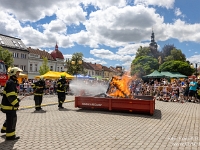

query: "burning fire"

left=106, top=74, right=132, bottom=98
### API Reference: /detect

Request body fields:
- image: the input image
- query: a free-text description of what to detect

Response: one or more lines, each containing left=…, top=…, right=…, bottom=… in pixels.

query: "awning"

left=143, top=70, right=165, bottom=78
left=35, top=71, right=74, bottom=80
left=161, top=71, right=187, bottom=78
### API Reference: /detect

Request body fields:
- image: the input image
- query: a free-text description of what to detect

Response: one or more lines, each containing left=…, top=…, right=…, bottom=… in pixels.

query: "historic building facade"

left=0, top=34, right=29, bottom=74
left=27, top=44, right=65, bottom=79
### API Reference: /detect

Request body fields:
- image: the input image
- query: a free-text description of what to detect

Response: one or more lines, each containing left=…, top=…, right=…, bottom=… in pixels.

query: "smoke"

left=69, top=79, right=108, bottom=96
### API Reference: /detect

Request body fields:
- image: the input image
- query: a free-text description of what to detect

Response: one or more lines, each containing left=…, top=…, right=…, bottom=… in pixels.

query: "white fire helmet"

left=9, top=67, right=23, bottom=76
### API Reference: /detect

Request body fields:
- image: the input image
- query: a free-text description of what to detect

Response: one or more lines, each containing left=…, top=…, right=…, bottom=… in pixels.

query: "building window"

left=21, top=53, right=26, bottom=59
left=50, top=66, right=53, bottom=71
left=14, top=64, right=19, bottom=67
left=20, top=65, right=26, bottom=71
left=57, top=67, right=59, bottom=72
left=30, top=64, right=32, bottom=71
left=35, top=64, right=37, bottom=72
left=61, top=67, right=63, bottom=72
left=13, top=53, right=19, bottom=58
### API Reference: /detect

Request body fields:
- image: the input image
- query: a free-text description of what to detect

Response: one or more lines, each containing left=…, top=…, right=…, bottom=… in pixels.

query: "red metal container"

left=75, top=95, right=155, bottom=115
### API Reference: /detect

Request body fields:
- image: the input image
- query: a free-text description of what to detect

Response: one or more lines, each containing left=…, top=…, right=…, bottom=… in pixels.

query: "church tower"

left=149, top=29, right=158, bottom=50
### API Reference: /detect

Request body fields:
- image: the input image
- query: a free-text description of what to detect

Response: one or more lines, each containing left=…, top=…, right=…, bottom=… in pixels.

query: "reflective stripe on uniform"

left=6, top=91, right=17, bottom=97
left=1, top=105, right=18, bottom=110
left=59, top=101, right=63, bottom=103
left=1, top=126, right=6, bottom=130
left=3, top=91, right=6, bottom=95
left=57, top=90, right=64, bottom=92
left=6, top=131, right=15, bottom=137
left=34, top=93, right=43, bottom=96
left=11, top=99, right=18, bottom=105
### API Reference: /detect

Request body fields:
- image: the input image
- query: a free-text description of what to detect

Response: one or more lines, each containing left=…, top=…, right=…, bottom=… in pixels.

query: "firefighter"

left=1, top=67, right=22, bottom=140
left=57, top=74, right=67, bottom=109
left=32, top=76, right=45, bottom=111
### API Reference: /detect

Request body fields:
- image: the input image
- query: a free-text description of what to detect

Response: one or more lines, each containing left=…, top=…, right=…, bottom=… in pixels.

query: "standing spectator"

left=182, top=80, right=190, bottom=102
left=188, top=77, right=198, bottom=102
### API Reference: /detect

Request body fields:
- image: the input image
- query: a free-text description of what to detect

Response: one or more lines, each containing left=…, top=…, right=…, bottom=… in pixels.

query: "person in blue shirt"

left=189, top=77, right=198, bottom=102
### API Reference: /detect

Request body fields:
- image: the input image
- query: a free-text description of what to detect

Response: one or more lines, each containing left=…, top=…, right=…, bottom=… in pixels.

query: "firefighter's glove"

left=14, top=102, right=19, bottom=107
left=17, top=98, right=21, bottom=102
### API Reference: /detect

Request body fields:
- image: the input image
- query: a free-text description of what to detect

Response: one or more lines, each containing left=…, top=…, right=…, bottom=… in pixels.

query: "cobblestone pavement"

left=0, top=95, right=199, bottom=150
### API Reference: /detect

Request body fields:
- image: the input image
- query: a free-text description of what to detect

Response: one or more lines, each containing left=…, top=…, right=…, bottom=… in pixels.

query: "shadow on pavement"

left=58, top=108, right=69, bottom=111
left=75, top=109, right=162, bottom=119
left=0, top=135, right=18, bottom=150
left=32, top=110, right=47, bottom=113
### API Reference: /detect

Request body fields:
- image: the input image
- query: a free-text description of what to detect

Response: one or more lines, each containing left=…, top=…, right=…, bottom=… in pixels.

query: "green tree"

left=164, top=49, right=186, bottom=62
left=0, top=46, right=13, bottom=67
left=158, top=60, right=194, bottom=76
left=135, top=46, right=152, bottom=59
left=160, top=44, right=176, bottom=62
left=39, top=57, right=50, bottom=75
left=66, top=52, right=84, bottom=75
left=131, top=56, right=159, bottom=77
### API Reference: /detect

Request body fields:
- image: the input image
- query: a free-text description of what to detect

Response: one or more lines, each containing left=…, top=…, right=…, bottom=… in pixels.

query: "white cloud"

left=174, top=8, right=182, bottom=16
left=84, top=57, right=107, bottom=65
left=90, top=49, right=135, bottom=69
left=81, top=0, right=126, bottom=9
left=56, top=5, right=87, bottom=26
left=134, top=0, right=175, bottom=9
left=187, top=55, right=200, bottom=64
left=165, top=19, right=200, bottom=42
left=43, top=19, right=66, bottom=34
left=117, top=43, right=150, bottom=55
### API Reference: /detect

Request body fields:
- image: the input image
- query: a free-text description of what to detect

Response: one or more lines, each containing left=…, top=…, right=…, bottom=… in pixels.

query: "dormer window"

left=0, top=37, right=5, bottom=45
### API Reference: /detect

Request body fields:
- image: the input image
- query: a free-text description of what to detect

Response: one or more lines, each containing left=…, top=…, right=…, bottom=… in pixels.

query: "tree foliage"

left=158, top=61, right=194, bottom=76
left=39, top=57, right=50, bottom=75
left=0, top=46, right=13, bottom=67
left=160, top=44, right=175, bottom=61
left=66, top=52, right=84, bottom=75
left=131, top=56, right=159, bottom=77
left=130, top=43, right=191, bottom=76
left=135, top=46, right=152, bottom=59
left=164, top=49, right=186, bottom=62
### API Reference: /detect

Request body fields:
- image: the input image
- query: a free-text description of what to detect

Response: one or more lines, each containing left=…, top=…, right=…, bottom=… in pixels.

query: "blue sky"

left=0, top=0, right=200, bottom=70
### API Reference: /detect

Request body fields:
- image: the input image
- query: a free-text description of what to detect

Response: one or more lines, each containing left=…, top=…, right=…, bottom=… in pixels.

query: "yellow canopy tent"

left=35, top=71, right=74, bottom=80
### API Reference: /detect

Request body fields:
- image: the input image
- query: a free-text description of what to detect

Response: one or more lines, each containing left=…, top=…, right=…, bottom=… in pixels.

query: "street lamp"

left=71, top=57, right=82, bottom=78
left=191, top=62, right=200, bottom=78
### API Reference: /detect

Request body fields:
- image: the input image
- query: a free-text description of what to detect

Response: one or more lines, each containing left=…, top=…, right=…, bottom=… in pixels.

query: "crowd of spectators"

left=130, top=77, right=200, bottom=103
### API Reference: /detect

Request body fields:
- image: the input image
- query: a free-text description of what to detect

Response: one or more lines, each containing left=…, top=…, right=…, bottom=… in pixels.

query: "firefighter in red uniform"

left=1, top=67, right=22, bottom=140
left=32, top=76, right=45, bottom=111
left=57, top=74, right=67, bottom=109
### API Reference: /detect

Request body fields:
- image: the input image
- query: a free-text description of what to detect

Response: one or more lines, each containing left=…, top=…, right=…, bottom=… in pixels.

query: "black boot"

left=6, top=136, right=20, bottom=141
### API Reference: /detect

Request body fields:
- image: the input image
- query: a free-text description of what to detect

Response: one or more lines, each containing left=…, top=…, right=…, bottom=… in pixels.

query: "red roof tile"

left=27, top=47, right=55, bottom=61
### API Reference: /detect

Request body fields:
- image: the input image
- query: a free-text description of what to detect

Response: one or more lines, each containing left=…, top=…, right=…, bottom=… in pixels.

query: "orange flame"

left=107, top=74, right=132, bottom=98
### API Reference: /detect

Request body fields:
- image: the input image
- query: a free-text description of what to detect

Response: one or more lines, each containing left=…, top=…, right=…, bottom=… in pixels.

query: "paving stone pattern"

left=0, top=95, right=199, bottom=150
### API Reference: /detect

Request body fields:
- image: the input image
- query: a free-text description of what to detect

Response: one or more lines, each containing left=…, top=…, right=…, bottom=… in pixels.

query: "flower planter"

left=75, top=95, right=155, bottom=115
